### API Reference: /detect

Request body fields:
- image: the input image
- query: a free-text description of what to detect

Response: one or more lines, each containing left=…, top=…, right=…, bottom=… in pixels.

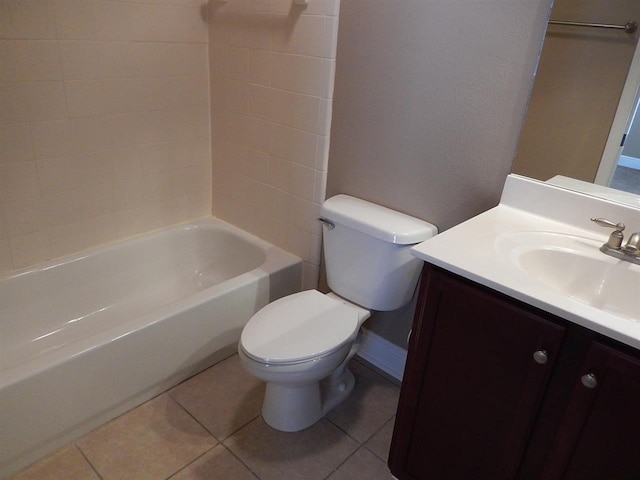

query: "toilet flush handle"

left=318, top=218, right=335, bottom=230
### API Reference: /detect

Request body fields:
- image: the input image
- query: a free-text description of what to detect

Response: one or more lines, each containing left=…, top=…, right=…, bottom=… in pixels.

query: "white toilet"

left=238, top=194, right=437, bottom=432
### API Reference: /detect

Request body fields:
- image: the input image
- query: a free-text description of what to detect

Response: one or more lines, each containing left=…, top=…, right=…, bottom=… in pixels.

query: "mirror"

left=512, top=0, right=640, bottom=198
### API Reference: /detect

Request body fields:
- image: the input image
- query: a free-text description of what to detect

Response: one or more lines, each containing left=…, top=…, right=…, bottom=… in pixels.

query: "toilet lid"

left=241, top=290, right=360, bottom=365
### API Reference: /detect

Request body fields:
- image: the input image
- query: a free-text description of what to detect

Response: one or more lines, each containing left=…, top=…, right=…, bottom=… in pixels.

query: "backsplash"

left=0, top=0, right=211, bottom=274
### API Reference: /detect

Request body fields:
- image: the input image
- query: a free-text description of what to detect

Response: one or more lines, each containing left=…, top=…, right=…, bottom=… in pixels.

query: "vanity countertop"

left=411, top=174, right=640, bottom=349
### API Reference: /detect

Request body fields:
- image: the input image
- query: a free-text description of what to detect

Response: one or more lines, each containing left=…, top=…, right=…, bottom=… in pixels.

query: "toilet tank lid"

left=321, top=195, right=438, bottom=245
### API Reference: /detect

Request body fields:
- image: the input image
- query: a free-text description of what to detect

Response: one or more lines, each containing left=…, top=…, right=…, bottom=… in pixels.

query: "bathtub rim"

left=0, top=215, right=280, bottom=282
left=0, top=216, right=302, bottom=390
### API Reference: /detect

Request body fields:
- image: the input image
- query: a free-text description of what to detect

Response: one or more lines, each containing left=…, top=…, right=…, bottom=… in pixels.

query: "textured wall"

left=327, top=0, right=553, bottom=347
left=0, top=0, right=211, bottom=274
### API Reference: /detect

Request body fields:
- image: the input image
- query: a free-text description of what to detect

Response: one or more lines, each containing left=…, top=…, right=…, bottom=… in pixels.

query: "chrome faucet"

left=591, top=218, right=640, bottom=265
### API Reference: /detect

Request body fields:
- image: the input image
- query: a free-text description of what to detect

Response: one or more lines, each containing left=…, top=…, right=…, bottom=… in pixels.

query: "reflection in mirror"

left=512, top=0, right=640, bottom=196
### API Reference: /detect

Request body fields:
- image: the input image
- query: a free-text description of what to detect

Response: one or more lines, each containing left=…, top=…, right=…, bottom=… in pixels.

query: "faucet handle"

left=590, top=218, right=625, bottom=250
left=590, top=218, right=625, bottom=231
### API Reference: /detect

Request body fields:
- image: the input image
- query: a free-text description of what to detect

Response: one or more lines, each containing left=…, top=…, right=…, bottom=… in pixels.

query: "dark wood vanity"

left=388, top=263, right=640, bottom=480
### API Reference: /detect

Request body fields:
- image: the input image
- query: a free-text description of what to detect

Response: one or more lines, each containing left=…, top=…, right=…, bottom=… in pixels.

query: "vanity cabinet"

left=540, top=341, right=640, bottom=480
left=389, top=263, right=640, bottom=480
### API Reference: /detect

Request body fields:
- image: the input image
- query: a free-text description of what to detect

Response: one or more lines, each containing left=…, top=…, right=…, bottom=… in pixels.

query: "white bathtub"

left=0, top=217, right=302, bottom=478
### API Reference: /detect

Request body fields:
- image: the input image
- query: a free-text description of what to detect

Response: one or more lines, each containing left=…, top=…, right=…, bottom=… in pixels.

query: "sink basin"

left=495, top=231, right=640, bottom=321
left=411, top=175, right=640, bottom=348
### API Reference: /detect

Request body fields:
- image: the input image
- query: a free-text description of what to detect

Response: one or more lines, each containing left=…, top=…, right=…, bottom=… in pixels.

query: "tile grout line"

left=163, top=391, right=222, bottom=479
left=11, top=355, right=398, bottom=479
left=320, top=446, right=360, bottom=480
left=222, top=443, right=261, bottom=480
left=320, top=416, right=396, bottom=480
left=321, top=412, right=392, bottom=478
left=163, top=445, right=217, bottom=480
left=73, top=444, right=104, bottom=480
left=166, top=388, right=262, bottom=479
left=167, top=386, right=263, bottom=446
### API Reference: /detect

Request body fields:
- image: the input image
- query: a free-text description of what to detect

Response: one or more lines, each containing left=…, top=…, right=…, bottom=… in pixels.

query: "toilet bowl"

left=237, top=195, right=438, bottom=432
left=238, top=290, right=370, bottom=432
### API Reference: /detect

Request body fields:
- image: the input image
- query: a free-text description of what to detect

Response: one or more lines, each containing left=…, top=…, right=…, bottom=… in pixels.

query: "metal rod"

left=548, top=20, right=638, bottom=34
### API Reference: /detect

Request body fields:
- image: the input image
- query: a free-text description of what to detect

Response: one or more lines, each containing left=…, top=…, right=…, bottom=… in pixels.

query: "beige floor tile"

left=169, top=444, right=256, bottom=480
left=365, top=417, right=396, bottom=461
left=169, top=354, right=265, bottom=440
left=9, top=445, right=99, bottom=480
left=76, top=394, right=216, bottom=480
left=224, top=417, right=359, bottom=480
left=326, top=447, right=393, bottom=480
left=326, top=360, right=400, bottom=442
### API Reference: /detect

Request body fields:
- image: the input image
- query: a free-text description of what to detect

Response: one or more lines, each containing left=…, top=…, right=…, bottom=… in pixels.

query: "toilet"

left=238, top=194, right=437, bottom=432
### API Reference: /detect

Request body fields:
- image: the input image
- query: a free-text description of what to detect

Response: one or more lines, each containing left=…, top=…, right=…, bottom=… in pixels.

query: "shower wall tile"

left=0, top=40, right=62, bottom=82
left=324, top=16, right=339, bottom=58
left=1, top=197, right=46, bottom=238
left=37, top=156, right=84, bottom=196
left=292, top=15, right=327, bottom=57
left=268, top=156, right=291, bottom=191
left=208, top=1, right=340, bottom=289
left=0, top=0, right=57, bottom=40
left=269, top=52, right=325, bottom=96
left=29, top=121, right=73, bottom=160
left=247, top=84, right=272, bottom=120
left=54, top=0, right=99, bottom=40
left=43, top=189, right=85, bottom=228
left=247, top=48, right=271, bottom=84
left=0, top=163, right=40, bottom=203
left=289, top=163, right=316, bottom=200
left=306, top=0, right=341, bottom=16
left=0, top=82, right=67, bottom=124
left=8, top=231, right=50, bottom=270
left=0, top=0, right=211, bottom=275
left=269, top=124, right=318, bottom=167
left=58, top=41, right=100, bottom=80
left=0, top=240, right=11, bottom=272
left=0, top=124, right=34, bottom=164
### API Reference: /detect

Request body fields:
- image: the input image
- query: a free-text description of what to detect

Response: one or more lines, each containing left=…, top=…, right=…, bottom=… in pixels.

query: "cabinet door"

left=390, top=267, right=565, bottom=480
left=542, top=342, right=640, bottom=480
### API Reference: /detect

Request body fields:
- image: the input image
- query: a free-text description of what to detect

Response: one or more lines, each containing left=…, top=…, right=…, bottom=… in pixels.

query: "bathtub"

left=0, top=217, right=302, bottom=478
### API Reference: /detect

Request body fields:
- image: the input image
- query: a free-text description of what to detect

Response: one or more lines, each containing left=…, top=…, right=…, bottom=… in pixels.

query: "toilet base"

left=261, top=367, right=356, bottom=432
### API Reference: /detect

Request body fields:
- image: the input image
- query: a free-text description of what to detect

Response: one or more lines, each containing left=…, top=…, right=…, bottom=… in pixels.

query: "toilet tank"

left=320, top=195, right=438, bottom=311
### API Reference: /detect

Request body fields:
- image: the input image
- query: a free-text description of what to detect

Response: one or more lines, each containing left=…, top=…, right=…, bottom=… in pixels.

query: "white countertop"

left=411, top=174, right=640, bottom=349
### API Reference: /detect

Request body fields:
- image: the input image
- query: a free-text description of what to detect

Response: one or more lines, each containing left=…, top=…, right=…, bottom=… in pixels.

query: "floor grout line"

left=164, top=443, right=218, bottom=480
left=223, top=443, right=261, bottom=480
left=74, top=444, right=104, bottom=480
left=9, top=355, right=399, bottom=480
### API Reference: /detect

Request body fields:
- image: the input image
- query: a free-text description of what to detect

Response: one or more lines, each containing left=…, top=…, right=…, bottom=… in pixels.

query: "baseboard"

left=356, top=327, right=407, bottom=381
left=618, top=155, right=640, bottom=170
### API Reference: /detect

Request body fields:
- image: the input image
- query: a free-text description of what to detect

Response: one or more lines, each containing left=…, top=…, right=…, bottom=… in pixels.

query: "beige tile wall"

left=208, top=0, right=340, bottom=289
left=0, top=0, right=211, bottom=274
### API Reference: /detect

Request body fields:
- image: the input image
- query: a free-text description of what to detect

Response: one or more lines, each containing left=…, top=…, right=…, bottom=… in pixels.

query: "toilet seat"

left=240, top=290, right=360, bottom=366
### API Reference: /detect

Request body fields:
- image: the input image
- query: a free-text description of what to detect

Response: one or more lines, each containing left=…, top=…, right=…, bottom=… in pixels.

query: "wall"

left=208, top=0, right=340, bottom=289
left=0, top=0, right=211, bottom=274
left=327, top=0, right=554, bottom=347
left=512, top=0, right=640, bottom=183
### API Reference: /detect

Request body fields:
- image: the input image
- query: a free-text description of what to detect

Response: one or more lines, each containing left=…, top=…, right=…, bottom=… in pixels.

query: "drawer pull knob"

left=581, top=373, right=598, bottom=389
left=533, top=350, right=548, bottom=364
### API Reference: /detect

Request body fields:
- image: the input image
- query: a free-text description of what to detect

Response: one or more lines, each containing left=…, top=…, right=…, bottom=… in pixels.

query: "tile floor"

left=9, top=355, right=400, bottom=480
